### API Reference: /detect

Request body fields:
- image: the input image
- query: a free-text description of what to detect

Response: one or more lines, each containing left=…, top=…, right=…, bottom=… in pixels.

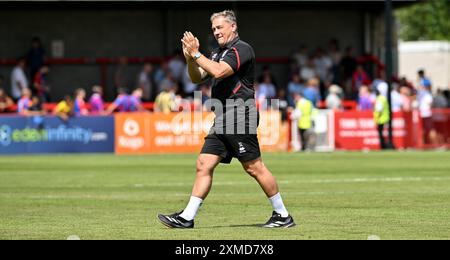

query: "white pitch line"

left=149, top=176, right=450, bottom=186
left=1, top=177, right=449, bottom=202
left=1, top=176, right=449, bottom=191
left=3, top=189, right=449, bottom=201
left=302, top=176, right=450, bottom=184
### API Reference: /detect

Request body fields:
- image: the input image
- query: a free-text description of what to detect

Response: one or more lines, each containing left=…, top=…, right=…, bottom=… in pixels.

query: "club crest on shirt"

left=220, top=50, right=229, bottom=61
left=238, top=142, right=246, bottom=154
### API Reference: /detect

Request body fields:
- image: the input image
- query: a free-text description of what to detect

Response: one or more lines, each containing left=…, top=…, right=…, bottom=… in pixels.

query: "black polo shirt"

left=207, top=36, right=258, bottom=134
left=209, top=36, right=255, bottom=103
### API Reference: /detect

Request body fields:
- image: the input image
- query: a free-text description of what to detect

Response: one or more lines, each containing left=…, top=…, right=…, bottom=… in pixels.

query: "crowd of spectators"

left=0, top=37, right=449, bottom=124
left=283, top=39, right=449, bottom=110
left=0, top=37, right=213, bottom=118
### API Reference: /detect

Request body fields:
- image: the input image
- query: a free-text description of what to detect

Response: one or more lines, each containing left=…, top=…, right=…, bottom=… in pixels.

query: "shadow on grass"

left=197, top=224, right=263, bottom=229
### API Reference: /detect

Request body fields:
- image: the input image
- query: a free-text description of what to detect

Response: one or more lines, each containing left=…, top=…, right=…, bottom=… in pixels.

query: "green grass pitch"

left=1, top=151, right=449, bottom=240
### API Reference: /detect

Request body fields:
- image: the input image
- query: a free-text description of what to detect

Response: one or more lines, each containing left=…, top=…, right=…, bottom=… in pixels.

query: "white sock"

left=269, top=193, right=289, bottom=218
left=179, top=196, right=203, bottom=221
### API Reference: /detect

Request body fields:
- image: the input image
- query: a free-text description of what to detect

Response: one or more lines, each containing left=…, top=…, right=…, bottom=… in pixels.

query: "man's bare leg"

left=178, top=154, right=222, bottom=221
left=242, top=157, right=280, bottom=197
left=242, top=157, right=291, bottom=220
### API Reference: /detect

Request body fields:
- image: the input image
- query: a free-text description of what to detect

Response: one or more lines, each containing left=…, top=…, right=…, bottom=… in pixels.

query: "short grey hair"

left=210, top=10, right=238, bottom=26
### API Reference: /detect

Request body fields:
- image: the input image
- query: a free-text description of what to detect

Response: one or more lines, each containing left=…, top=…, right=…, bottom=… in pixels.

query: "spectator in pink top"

left=17, top=88, right=32, bottom=115
left=399, top=86, right=412, bottom=112
left=129, top=88, right=145, bottom=112
left=89, top=85, right=105, bottom=114
left=108, top=88, right=131, bottom=113
left=106, top=88, right=143, bottom=114
left=358, top=85, right=374, bottom=111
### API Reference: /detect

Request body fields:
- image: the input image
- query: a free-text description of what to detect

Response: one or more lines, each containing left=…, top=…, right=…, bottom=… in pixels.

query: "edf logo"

left=0, top=125, right=12, bottom=146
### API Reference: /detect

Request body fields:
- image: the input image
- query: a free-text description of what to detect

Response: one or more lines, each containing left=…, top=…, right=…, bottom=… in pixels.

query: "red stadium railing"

left=3, top=100, right=359, bottom=115
left=317, top=100, right=358, bottom=110
left=2, top=102, right=156, bottom=114
left=0, top=56, right=291, bottom=66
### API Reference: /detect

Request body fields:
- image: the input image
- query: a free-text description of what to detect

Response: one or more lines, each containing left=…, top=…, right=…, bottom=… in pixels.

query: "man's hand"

left=181, top=31, right=200, bottom=58
left=181, top=31, right=208, bottom=83
left=182, top=44, right=192, bottom=61
left=182, top=34, right=192, bottom=61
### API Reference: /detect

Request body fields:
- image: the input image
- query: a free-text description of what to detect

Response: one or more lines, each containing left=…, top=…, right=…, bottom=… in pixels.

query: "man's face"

left=32, top=41, right=40, bottom=49
left=23, top=89, right=31, bottom=97
left=211, top=16, right=236, bottom=47
left=134, top=90, right=143, bottom=98
left=66, top=98, right=73, bottom=106
left=144, top=64, right=152, bottom=73
left=32, top=97, right=39, bottom=105
left=360, top=87, right=368, bottom=95
left=42, top=66, right=49, bottom=74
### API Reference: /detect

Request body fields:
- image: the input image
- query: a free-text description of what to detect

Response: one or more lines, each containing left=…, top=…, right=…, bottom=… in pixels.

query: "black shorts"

left=200, top=134, right=261, bottom=164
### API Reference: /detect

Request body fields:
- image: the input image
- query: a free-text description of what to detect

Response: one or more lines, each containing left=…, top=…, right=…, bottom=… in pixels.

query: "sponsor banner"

left=334, top=111, right=414, bottom=150
left=148, top=112, right=214, bottom=154
left=0, top=116, right=115, bottom=154
left=115, top=112, right=152, bottom=154
left=258, top=111, right=289, bottom=152
left=0, top=117, right=28, bottom=154
left=115, top=111, right=288, bottom=154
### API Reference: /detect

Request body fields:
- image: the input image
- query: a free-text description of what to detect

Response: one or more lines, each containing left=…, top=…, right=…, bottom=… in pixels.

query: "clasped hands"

left=181, top=31, right=200, bottom=61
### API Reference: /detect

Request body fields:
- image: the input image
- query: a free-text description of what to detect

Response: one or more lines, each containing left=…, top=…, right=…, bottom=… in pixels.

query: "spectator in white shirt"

left=328, top=38, right=342, bottom=69
left=292, top=45, right=308, bottom=69
left=418, top=85, right=435, bottom=144
left=326, top=84, right=343, bottom=110
left=258, top=75, right=277, bottom=110
left=300, top=57, right=316, bottom=82
left=390, top=86, right=403, bottom=113
left=261, top=75, right=277, bottom=98
left=168, top=50, right=186, bottom=83
left=313, top=48, right=333, bottom=83
left=137, top=62, right=154, bottom=101
left=11, top=58, right=29, bottom=101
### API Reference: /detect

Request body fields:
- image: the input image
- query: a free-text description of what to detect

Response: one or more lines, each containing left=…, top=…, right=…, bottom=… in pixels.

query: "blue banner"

left=0, top=116, right=115, bottom=154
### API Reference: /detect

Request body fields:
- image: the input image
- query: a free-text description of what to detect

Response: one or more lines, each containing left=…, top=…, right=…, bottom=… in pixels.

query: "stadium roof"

left=0, top=0, right=418, bottom=8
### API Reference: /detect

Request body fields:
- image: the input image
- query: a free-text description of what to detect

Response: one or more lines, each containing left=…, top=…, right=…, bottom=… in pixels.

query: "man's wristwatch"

left=193, top=52, right=202, bottom=61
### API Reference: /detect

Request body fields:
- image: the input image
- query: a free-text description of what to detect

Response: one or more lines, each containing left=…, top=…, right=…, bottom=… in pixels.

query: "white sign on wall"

left=51, top=40, right=65, bottom=58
